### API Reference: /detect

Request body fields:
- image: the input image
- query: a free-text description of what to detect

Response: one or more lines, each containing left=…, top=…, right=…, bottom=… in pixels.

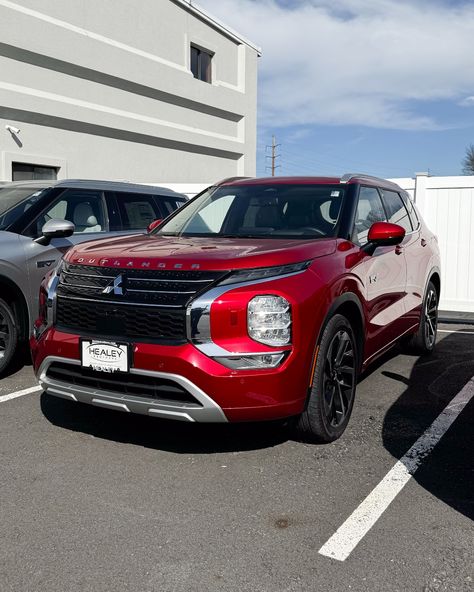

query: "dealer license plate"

left=81, top=340, right=129, bottom=373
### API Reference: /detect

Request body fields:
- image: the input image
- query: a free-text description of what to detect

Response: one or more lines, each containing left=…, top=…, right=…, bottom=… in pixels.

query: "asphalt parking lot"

left=1, top=324, right=473, bottom=592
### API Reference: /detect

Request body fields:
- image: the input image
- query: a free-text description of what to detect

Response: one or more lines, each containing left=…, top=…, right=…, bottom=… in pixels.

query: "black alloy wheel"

left=424, top=286, right=438, bottom=349
left=322, top=329, right=356, bottom=428
left=293, top=314, right=358, bottom=443
left=0, top=298, right=18, bottom=376
left=401, top=280, right=438, bottom=354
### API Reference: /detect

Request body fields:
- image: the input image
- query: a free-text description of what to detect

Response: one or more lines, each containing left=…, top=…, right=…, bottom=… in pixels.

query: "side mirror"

left=363, top=222, right=405, bottom=255
left=147, top=219, right=163, bottom=233
left=35, top=219, right=75, bottom=246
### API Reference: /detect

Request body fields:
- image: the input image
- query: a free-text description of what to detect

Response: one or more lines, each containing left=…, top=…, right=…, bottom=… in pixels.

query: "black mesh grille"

left=54, top=263, right=228, bottom=342
left=56, top=297, right=186, bottom=341
left=46, top=362, right=202, bottom=406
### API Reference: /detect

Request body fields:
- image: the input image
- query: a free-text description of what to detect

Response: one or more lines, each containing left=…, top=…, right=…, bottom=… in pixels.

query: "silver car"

left=0, top=179, right=186, bottom=374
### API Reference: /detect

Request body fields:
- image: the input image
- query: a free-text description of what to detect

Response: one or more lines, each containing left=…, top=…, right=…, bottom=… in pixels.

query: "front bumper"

left=37, top=355, right=228, bottom=423
left=31, top=329, right=310, bottom=423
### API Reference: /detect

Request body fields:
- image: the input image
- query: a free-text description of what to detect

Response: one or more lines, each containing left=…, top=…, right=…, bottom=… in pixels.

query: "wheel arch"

left=317, top=292, right=365, bottom=373
left=0, top=275, right=30, bottom=341
left=428, top=268, right=441, bottom=299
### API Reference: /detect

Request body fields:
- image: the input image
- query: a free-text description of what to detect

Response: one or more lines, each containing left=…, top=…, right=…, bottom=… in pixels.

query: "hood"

left=65, top=234, right=337, bottom=271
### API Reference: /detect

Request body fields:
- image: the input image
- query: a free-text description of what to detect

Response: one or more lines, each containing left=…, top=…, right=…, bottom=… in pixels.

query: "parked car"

left=0, top=179, right=186, bottom=374
left=31, top=174, right=440, bottom=442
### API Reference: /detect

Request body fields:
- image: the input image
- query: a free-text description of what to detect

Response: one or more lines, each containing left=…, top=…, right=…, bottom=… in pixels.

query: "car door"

left=351, top=186, right=408, bottom=361
left=379, top=188, right=426, bottom=328
left=19, top=188, right=109, bottom=317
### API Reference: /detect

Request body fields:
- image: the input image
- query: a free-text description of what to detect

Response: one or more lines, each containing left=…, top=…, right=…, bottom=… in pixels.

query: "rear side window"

left=353, top=186, right=386, bottom=244
left=400, top=192, right=419, bottom=229
left=380, top=189, right=413, bottom=232
left=115, top=192, right=161, bottom=231
left=158, top=196, right=186, bottom=217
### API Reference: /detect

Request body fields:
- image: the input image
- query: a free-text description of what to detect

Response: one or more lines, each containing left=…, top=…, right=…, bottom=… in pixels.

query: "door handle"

left=421, top=238, right=427, bottom=247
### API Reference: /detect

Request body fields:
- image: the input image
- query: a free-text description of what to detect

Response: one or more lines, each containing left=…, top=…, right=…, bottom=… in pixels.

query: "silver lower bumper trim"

left=37, top=356, right=228, bottom=423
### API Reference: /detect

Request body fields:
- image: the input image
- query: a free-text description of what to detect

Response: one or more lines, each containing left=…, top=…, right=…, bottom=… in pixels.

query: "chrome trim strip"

left=63, top=283, right=197, bottom=294
left=363, top=323, right=419, bottom=366
left=186, top=270, right=304, bottom=355
left=126, top=288, right=194, bottom=294
left=91, top=399, right=130, bottom=412
left=131, top=277, right=211, bottom=284
left=37, top=355, right=228, bottom=423
left=63, top=270, right=115, bottom=279
left=60, top=282, right=105, bottom=290
left=47, top=274, right=60, bottom=326
left=148, top=408, right=196, bottom=422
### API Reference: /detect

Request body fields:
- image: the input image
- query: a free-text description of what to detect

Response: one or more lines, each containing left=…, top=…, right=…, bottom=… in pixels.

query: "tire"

left=293, top=314, right=358, bottom=443
left=0, top=298, right=18, bottom=376
left=402, top=280, right=438, bottom=355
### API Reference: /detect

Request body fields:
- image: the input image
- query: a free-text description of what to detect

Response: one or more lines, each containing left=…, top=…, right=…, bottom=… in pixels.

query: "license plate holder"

left=81, top=339, right=130, bottom=373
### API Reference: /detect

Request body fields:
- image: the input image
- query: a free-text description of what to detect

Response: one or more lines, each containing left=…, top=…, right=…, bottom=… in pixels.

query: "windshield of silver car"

left=0, top=188, right=45, bottom=230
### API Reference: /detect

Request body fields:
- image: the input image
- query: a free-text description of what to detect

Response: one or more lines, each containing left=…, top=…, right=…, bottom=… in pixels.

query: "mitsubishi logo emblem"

left=103, top=274, right=125, bottom=296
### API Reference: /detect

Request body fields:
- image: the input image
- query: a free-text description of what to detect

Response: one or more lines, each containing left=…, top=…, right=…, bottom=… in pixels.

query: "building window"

left=190, top=45, right=212, bottom=83
left=12, top=162, right=58, bottom=181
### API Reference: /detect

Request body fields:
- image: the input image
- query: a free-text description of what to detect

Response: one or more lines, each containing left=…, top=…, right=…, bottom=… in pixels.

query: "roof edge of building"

left=175, top=0, right=262, bottom=56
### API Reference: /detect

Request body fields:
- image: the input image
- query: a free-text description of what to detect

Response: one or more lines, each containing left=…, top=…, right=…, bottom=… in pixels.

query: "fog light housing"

left=248, top=295, right=291, bottom=346
left=215, top=352, right=287, bottom=370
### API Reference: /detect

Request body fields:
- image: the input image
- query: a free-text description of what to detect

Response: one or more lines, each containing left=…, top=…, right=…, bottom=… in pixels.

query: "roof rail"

left=214, top=176, right=251, bottom=185
left=340, top=173, right=401, bottom=190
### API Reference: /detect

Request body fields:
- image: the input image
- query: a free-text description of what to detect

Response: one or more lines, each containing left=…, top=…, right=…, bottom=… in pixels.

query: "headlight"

left=218, top=260, right=311, bottom=286
left=248, top=295, right=291, bottom=346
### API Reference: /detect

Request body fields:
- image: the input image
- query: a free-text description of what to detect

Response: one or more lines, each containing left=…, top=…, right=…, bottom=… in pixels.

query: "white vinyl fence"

left=391, top=173, right=474, bottom=313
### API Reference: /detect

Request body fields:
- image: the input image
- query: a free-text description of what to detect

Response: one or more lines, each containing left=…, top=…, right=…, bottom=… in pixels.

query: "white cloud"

left=197, top=0, right=474, bottom=130
left=460, top=96, right=474, bottom=107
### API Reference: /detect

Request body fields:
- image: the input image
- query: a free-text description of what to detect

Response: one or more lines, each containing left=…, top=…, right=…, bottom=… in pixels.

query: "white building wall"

left=0, top=0, right=259, bottom=183
left=392, top=174, right=474, bottom=313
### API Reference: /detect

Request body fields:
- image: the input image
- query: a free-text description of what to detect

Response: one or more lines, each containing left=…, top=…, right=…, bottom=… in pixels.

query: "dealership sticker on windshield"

left=81, top=340, right=129, bottom=373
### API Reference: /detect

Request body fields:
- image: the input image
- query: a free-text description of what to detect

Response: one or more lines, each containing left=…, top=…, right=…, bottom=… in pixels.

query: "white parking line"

left=319, top=378, right=474, bottom=562
left=0, top=385, right=42, bottom=404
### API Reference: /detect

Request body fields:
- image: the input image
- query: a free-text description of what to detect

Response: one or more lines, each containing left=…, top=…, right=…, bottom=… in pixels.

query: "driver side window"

left=26, top=189, right=106, bottom=237
left=353, top=187, right=387, bottom=245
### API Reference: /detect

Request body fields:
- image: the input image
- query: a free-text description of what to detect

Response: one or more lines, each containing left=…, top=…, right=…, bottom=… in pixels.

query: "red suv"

left=31, top=175, right=440, bottom=442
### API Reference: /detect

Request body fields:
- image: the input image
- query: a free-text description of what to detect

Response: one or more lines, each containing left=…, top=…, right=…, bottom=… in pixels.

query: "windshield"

left=155, top=183, right=345, bottom=239
left=0, top=187, right=46, bottom=230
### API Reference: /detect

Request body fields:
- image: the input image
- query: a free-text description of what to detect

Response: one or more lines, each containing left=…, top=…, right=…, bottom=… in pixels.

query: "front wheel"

left=293, top=314, right=358, bottom=443
left=0, top=298, right=18, bottom=376
left=402, top=280, right=438, bottom=355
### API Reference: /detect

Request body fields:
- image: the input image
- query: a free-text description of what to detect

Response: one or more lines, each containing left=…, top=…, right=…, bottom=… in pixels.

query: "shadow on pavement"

left=40, top=392, right=289, bottom=454
left=382, top=330, right=474, bottom=521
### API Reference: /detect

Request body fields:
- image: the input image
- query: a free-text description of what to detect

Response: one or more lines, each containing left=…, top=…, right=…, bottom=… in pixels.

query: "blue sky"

left=198, top=0, right=474, bottom=179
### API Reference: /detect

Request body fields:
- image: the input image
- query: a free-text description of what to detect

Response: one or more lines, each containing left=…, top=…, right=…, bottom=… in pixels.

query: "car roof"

left=218, top=174, right=403, bottom=192
left=0, top=179, right=186, bottom=198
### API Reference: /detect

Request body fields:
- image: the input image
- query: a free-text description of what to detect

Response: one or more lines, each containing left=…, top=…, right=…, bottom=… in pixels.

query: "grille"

left=46, top=362, right=202, bottom=407
left=54, top=263, right=228, bottom=342
left=55, top=297, right=186, bottom=341
left=58, top=263, right=227, bottom=307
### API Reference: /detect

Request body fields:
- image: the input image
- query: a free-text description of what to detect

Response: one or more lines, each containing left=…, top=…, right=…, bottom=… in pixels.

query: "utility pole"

left=265, top=135, right=280, bottom=176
